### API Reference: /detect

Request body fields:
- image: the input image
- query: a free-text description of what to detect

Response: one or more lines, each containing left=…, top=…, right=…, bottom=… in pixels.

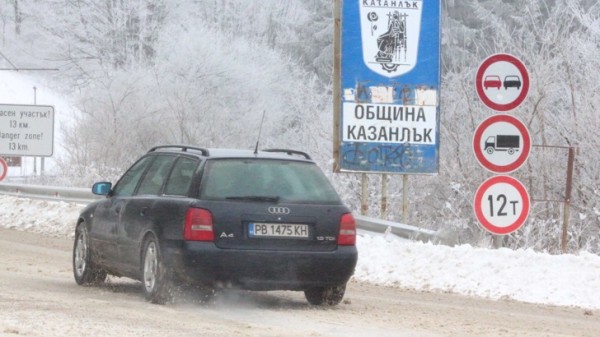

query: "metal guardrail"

left=0, top=182, right=101, bottom=204
left=0, top=183, right=446, bottom=243
left=354, top=214, right=443, bottom=243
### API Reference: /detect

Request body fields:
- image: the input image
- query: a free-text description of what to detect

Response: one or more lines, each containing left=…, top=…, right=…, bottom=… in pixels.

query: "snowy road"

left=1, top=228, right=598, bottom=337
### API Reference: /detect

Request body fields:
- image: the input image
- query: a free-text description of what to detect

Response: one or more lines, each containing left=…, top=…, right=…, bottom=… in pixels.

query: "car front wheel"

left=142, top=236, right=172, bottom=304
left=73, top=223, right=107, bottom=285
left=304, top=284, right=346, bottom=306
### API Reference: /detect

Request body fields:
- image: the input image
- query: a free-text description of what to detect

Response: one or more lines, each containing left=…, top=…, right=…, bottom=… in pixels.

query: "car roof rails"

left=148, top=145, right=210, bottom=157
left=262, top=149, right=312, bottom=160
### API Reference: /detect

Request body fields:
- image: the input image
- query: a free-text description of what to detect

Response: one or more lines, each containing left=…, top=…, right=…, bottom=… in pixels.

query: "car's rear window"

left=200, top=159, right=342, bottom=204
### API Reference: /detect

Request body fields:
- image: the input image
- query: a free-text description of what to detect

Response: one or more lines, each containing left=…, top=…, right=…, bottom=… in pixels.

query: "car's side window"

left=112, top=156, right=153, bottom=197
left=164, top=157, right=198, bottom=196
left=136, top=155, right=177, bottom=196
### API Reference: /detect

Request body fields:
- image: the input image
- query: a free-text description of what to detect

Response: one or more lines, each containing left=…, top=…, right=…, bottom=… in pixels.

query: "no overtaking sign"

left=475, top=53, right=529, bottom=112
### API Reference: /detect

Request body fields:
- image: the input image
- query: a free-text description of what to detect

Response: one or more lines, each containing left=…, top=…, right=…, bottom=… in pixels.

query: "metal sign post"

left=562, top=147, right=575, bottom=253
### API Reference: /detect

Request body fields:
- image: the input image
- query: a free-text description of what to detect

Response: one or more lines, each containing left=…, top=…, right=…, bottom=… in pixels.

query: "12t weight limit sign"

left=474, top=175, right=530, bottom=235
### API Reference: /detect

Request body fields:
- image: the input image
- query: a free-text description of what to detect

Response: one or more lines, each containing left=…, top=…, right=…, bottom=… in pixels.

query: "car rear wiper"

left=225, top=196, right=280, bottom=202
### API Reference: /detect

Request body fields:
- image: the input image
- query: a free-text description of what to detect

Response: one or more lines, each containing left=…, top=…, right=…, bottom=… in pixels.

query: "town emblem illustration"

left=359, top=1, right=422, bottom=77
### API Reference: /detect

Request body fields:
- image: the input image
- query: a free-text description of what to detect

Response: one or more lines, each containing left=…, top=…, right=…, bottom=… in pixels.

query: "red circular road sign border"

left=473, top=114, right=531, bottom=174
left=476, top=53, right=530, bottom=112
left=0, top=158, right=7, bottom=181
left=474, top=175, right=530, bottom=235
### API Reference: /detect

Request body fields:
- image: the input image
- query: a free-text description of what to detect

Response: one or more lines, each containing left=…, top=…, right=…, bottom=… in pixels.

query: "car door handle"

left=115, top=206, right=122, bottom=214
left=140, top=207, right=148, bottom=216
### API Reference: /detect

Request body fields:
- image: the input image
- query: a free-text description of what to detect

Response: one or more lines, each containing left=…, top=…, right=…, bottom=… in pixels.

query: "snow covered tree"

left=4, top=0, right=600, bottom=252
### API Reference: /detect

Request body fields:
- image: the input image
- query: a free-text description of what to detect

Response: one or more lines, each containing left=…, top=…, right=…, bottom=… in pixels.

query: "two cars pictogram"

left=484, top=75, right=522, bottom=90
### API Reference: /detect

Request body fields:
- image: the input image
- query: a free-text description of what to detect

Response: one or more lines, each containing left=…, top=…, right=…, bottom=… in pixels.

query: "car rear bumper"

left=163, top=241, right=358, bottom=291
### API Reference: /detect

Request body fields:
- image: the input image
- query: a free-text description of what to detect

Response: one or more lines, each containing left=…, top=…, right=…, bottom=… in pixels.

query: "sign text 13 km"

left=0, top=104, right=54, bottom=157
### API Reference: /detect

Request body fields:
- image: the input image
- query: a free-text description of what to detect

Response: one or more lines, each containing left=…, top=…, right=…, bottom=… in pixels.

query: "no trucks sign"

left=472, top=114, right=531, bottom=174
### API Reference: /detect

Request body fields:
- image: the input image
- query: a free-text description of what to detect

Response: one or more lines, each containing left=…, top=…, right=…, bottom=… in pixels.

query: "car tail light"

left=338, top=213, right=356, bottom=246
left=184, top=208, right=214, bottom=241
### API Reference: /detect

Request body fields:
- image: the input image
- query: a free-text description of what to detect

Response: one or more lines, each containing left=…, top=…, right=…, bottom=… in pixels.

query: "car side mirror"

left=92, top=182, right=112, bottom=196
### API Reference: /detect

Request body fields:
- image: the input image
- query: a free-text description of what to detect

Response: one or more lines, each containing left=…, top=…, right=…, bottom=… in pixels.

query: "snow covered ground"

left=0, top=195, right=599, bottom=310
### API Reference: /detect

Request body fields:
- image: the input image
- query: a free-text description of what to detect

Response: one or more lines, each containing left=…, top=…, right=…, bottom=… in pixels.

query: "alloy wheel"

left=144, top=241, right=158, bottom=292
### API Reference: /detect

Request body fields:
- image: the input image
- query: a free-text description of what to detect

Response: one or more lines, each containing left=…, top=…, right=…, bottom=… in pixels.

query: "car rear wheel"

left=304, top=284, right=346, bottom=306
left=142, top=236, right=172, bottom=304
left=73, top=223, right=107, bottom=285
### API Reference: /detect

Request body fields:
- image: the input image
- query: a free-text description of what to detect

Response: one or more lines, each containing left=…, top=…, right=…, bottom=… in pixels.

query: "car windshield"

left=200, top=158, right=342, bottom=204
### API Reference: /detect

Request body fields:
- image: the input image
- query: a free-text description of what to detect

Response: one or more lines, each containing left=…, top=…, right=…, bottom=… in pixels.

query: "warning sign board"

left=0, top=104, right=54, bottom=157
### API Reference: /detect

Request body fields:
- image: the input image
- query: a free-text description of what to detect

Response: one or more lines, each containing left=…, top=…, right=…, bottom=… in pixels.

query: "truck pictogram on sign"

left=484, top=135, right=520, bottom=155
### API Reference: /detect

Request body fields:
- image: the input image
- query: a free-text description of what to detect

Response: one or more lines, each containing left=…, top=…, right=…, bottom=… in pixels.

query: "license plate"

left=249, top=223, right=309, bottom=238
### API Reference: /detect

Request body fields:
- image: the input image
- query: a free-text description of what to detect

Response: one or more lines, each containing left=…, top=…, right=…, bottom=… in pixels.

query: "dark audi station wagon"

left=73, top=146, right=358, bottom=305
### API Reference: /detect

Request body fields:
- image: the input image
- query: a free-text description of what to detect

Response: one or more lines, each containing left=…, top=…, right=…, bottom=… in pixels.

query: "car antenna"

left=254, top=110, right=267, bottom=155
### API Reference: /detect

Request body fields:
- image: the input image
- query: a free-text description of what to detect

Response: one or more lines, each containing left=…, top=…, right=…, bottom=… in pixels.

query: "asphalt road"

left=0, top=228, right=598, bottom=337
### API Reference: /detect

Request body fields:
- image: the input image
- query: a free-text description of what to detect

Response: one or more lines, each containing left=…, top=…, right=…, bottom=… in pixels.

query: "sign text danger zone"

left=0, top=104, right=54, bottom=157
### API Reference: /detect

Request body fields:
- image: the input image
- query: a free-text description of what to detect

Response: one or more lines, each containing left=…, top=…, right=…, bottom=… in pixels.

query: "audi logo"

left=268, top=206, right=290, bottom=215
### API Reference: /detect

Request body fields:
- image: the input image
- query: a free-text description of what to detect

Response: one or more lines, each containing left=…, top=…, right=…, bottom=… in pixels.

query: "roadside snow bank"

left=0, top=196, right=80, bottom=237
left=354, top=232, right=600, bottom=309
left=1, top=195, right=599, bottom=310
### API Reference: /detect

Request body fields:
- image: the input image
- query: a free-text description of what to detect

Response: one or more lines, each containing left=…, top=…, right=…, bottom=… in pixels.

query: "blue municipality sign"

left=338, top=0, right=441, bottom=174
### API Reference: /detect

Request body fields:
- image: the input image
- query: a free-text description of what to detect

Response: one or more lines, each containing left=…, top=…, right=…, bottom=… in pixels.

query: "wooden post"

left=332, top=0, right=342, bottom=172
left=402, top=175, right=409, bottom=223
left=381, top=174, right=388, bottom=217
left=360, top=173, right=369, bottom=215
left=361, top=173, right=368, bottom=215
